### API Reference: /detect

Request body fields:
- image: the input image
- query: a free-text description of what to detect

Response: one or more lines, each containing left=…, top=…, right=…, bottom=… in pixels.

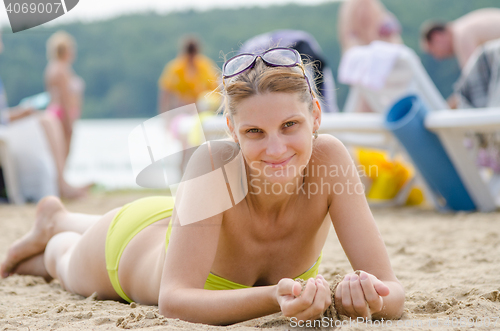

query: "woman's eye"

left=247, top=128, right=261, bottom=134
left=283, top=121, right=296, bottom=128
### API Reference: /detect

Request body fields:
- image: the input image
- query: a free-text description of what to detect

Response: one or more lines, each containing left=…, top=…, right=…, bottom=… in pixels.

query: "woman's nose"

left=265, top=135, right=287, bottom=157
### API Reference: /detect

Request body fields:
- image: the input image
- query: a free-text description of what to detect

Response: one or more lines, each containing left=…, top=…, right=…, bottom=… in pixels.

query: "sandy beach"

left=0, top=191, right=499, bottom=330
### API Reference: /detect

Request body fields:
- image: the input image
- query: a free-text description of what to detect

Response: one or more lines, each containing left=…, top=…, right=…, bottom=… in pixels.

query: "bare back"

left=452, top=8, right=500, bottom=67
left=45, top=61, right=84, bottom=118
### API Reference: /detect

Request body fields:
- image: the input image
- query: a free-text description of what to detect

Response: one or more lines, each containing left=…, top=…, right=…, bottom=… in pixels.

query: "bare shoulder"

left=311, top=134, right=353, bottom=167
left=184, top=139, right=238, bottom=177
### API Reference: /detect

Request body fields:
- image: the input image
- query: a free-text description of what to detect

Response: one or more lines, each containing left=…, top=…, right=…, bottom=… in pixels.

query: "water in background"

left=66, top=118, right=182, bottom=190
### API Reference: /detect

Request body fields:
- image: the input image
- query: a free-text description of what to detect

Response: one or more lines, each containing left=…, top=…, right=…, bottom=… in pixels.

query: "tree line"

left=0, top=0, right=498, bottom=119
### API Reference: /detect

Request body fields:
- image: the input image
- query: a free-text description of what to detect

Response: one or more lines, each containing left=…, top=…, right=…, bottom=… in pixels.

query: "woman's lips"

left=262, top=154, right=295, bottom=168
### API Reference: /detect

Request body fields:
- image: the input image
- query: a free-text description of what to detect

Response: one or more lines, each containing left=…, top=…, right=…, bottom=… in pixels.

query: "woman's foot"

left=11, top=253, right=53, bottom=283
left=1, top=196, right=65, bottom=278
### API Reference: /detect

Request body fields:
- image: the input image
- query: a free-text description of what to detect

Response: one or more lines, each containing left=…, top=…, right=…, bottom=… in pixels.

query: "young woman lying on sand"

left=1, top=47, right=404, bottom=325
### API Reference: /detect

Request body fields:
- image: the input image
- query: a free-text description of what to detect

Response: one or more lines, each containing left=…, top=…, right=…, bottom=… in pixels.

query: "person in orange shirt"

left=158, top=37, right=219, bottom=114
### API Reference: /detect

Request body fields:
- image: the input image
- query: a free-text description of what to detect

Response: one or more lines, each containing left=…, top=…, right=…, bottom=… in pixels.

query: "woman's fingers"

left=276, top=278, right=302, bottom=298
left=368, top=273, right=390, bottom=297
left=317, top=275, right=332, bottom=307
left=280, top=272, right=388, bottom=321
left=280, top=278, right=317, bottom=316
left=294, top=277, right=330, bottom=321
left=359, top=271, right=384, bottom=314
left=348, top=274, right=370, bottom=318
left=341, top=275, right=356, bottom=317
left=335, top=271, right=391, bottom=318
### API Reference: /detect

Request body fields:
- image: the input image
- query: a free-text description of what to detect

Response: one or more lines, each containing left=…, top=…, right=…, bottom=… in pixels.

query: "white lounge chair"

left=425, top=109, right=500, bottom=212
left=0, top=129, right=23, bottom=204
left=342, top=44, right=448, bottom=114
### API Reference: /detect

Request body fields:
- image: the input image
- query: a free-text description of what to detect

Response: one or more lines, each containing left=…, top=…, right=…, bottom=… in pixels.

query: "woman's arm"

left=6, top=106, right=36, bottom=122
left=157, top=142, right=279, bottom=325
left=157, top=176, right=284, bottom=325
left=319, top=135, right=404, bottom=319
left=160, top=282, right=280, bottom=325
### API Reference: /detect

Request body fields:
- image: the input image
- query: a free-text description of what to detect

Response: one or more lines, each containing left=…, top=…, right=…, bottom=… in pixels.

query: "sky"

left=0, top=0, right=339, bottom=29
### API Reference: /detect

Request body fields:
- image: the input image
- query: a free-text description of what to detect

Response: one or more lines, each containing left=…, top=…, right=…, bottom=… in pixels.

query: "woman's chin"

left=258, top=169, right=303, bottom=186
left=247, top=160, right=307, bottom=188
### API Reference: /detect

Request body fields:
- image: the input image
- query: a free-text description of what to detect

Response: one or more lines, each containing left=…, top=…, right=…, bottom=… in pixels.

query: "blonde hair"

left=46, top=31, right=75, bottom=61
left=221, top=56, right=318, bottom=118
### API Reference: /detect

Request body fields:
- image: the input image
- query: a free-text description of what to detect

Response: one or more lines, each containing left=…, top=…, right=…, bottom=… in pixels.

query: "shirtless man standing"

left=421, top=8, right=500, bottom=68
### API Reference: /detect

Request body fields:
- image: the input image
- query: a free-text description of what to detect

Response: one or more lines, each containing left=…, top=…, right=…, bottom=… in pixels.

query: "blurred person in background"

left=0, top=32, right=89, bottom=201
left=337, top=0, right=402, bottom=113
left=454, top=39, right=500, bottom=109
left=337, top=1, right=422, bottom=204
left=421, top=8, right=500, bottom=69
left=338, top=0, right=402, bottom=53
left=453, top=39, right=500, bottom=175
left=45, top=31, right=85, bottom=160
left=158, top=36, right=219, bottom=113
left=421, top=8, right=500, bottom=108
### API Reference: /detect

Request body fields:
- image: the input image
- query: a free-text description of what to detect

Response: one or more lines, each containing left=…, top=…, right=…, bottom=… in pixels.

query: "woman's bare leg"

left=1, top=196, right=102, bottom=278
left=64, top=129, right=72, bottom=161
left=38, top=114, right=91, bottom=199
left=1, top=196, right=120, bottom=299
left=43, top=209, right=120, bottom=299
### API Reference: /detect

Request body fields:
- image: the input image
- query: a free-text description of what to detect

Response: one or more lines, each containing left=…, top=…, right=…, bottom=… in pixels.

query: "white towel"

left=339, top=41, right=405, bottom=90
left=5, top=116, right=58, bottom=202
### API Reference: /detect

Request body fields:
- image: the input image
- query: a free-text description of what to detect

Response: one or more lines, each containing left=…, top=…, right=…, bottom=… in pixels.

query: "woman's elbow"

left=158, top=289, right=181, bottom=318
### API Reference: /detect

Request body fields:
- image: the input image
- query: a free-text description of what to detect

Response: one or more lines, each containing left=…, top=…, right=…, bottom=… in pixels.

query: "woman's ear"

left=312, top=99, right=322, bottom=132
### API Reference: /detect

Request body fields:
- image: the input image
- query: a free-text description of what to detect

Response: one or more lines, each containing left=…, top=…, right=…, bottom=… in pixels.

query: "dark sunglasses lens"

left=262, top=49, right=298, bottom=65
left=224, top=54, right=255, bottom=77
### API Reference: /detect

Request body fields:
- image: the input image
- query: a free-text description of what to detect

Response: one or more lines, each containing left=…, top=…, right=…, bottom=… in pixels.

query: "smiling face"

left=228, top=92, right=320, bottom=185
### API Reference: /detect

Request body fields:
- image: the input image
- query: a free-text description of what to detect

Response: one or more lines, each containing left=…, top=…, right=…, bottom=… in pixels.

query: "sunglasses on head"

left=222, top=47, right=313, bottom=99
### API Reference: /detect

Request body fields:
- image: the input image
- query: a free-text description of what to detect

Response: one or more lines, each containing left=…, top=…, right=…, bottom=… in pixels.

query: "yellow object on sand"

left=355, top=148, right=423, bottom=205
left=406, top=187, right=424, bottom=206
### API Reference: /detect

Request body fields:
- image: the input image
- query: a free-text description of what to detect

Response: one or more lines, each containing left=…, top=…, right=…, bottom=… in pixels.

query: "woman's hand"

left=275, top=274, right=331, bottom=322
left=335, top=270, right=390, bottom=319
